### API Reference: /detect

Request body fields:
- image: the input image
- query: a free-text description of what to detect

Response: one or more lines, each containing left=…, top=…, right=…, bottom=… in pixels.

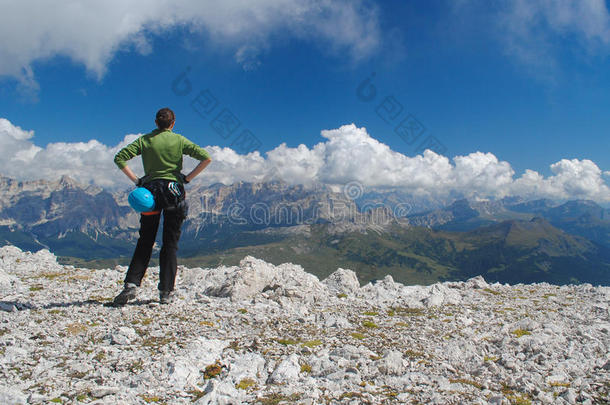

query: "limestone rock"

left=270, top=354, right=301, bottom=384
left=322, top=268, right=360, bottom=295
left=0, top=245, right=607, bottom=405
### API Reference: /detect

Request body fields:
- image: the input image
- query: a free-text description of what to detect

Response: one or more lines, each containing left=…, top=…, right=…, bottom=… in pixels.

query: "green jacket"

left=114, top=129, right=210, bottom=183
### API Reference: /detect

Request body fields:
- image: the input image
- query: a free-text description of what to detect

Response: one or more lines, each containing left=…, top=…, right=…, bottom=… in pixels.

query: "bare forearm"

left=186, top=159, right=211, bottom=182
left=121, top=166, right=139, bottom=184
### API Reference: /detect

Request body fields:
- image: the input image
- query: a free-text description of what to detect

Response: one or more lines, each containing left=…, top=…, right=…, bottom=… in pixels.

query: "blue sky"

left=1, top=0, right=610, bottom=202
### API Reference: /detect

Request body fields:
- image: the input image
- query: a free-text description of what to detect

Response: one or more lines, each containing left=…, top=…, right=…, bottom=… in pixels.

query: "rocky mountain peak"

left=58, top=175, right=79, bottom=188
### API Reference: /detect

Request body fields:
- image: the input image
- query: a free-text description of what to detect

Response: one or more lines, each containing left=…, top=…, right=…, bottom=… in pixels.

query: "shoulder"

left=143, top=129, right=163, bottom=138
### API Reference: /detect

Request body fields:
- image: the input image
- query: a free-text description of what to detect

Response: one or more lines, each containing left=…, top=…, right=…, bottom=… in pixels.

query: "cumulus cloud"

left=2, top=117, right=610, bottom=203
left=0, top=118, right=140, bottom=189
left=0, top=0, right=380, bottom=87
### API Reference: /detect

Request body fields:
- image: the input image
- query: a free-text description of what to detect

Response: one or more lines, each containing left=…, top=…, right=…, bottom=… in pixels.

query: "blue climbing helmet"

left=128, top=187, right=155, bottom=212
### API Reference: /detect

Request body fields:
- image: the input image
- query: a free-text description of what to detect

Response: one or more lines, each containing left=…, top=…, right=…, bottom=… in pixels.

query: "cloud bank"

left=0, top=0, right=380, bottom=86
left=2, top=118, right=610, bottom=203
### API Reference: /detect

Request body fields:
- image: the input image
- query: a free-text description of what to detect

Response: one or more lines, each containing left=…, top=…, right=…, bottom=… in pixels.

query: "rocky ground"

left=0, top=246, right=609, bottom=404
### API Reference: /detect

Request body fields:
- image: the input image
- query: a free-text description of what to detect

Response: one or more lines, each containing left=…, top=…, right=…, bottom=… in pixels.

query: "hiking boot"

left=112, top=283, right=137, bottom=306
left=159, top=290, right=174, bottom=305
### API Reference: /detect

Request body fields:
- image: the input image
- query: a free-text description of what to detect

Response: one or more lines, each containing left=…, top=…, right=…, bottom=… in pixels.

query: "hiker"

left=112, top=107, right=211, bottom=305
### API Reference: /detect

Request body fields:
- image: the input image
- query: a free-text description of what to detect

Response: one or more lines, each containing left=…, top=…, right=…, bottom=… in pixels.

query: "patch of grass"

left=10, top=366, right=32, bottom=379
left=129, top=360, right=144, bottom=372
left=362, top=320, right=378, bottom=329
left=351, top=332, right=365, bottom=340
left=449, top=378, right=483, bottom=390
left=542, top=293, right=557, bottom=299
left=65, top=323, right=87, bottom=336
left=139, top=394, right=163, bottom=403
left=29, top=285, right=43, bottom=291
left=93, top=351, right=106, bottom=362
left=549, top=381, right=570, bottom=388
left=237, top=308, right=247, bottom=314
left=506, top=395, right=532, bottom=405
left=275, top=338, right=298, bottom=345
left=236, top=378, right=256, bottom=390
left=67, top=274, right=91, bottom=282
left=68, top=370, right=88, bottom=379
left=40, top=272, right=66, bottom=280
left=257, top=393, right=301, bottom=405
left=300, top=363, right=312, bottom=373
left=301, top=339, right=322, bottom=348
left=228, top=340, right=240, bottom=351
left=405, top=349, right=424, bottom=358
left=484, top=356, right=499, bottom=362
left=501, top=383, right=532, bottom=404
left=339, top=392, right=363, bottom=399
left=337, top=293, right=347, bottom=298
left=139, top=317, right=153, bottom=326
left=50, top=398, right=62, bottom=403
left=511, top=329, right=531, bottom=338
left=394, top=307, right=425, bottom=316
left=49, top=309, right=62, bottom=315
left=482, top=288, right=501, bottom=296
left=89, top=295, right=112, bottom=302
left=187, top=389, right=205, bottom=401
left=142, top=336, right=173, bottom=349
left=383, top=388, right=399, bottom=397
left=395, top=322, right=409, bottom=327
left=203, top=362, right=223, bottom=379
left=199, top=320, right=214, bottom=327
left=387, top=309, right=395, bottom=316
left=363, top=311, right=378, bottom=316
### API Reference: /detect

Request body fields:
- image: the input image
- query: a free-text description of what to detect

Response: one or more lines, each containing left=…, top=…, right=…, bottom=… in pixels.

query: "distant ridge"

left=1, top=175, right=610, bottom=285
left=0, top=245, right=608, bottom=403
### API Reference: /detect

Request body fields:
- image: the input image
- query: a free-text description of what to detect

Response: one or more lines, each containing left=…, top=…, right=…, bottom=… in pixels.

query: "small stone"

left=269, top=354, right=300, bottom=384
left=0, top=302, right=17, bottom=312
left=0, top=387, right=27, bottom=405
left=195, top=379, right=243, bottom=405
left=466, top=276, right=489, bottom=289
left=560, top=389, right=577, bottom=404
left=90, top=386, right=119, bottom=398
left=110, top=327, right=137, bottom=345
left=322, top=268, right=360, bottom=294
left=487, top=396, right=505, bottom=405
left=376, top=350, right=405, bottom=375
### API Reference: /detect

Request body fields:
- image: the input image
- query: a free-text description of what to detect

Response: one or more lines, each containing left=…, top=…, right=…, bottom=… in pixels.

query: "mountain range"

left=1, top=175, right=609, bottom=285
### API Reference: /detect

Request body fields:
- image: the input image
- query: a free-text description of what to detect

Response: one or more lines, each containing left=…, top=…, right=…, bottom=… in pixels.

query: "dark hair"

left=156, top=107, right=175, bottom=129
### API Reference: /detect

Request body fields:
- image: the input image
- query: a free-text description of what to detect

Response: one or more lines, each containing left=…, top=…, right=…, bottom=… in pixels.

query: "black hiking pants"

left=124, top=202, right=187, bottom=292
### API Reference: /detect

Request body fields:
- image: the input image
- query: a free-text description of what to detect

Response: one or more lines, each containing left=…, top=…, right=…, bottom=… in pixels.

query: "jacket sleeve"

left=114, top=138, right=142, bottom=169
left=182, top=136, right=211, bottom=161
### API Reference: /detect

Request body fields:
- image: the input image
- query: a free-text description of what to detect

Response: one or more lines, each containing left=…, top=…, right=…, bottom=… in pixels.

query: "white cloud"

left=2, top=118, right=610, bottom=203
left=455, top=0, right=610, bottom=79
left=510, top=158, right=610, bottom=201
left=0, top=118, right=139, bottom=189
left=0, top=0, right=380, bottom=87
